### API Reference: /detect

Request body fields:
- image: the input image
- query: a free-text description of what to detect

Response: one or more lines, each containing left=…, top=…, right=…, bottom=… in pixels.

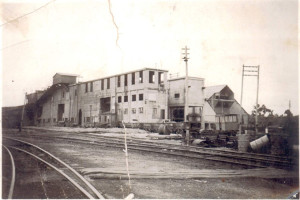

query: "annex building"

left=26, top=68, right=248, bottom=130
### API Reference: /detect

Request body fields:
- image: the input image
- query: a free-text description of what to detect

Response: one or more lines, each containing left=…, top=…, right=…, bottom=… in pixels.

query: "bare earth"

left=3, top=128, right=299, bottom=199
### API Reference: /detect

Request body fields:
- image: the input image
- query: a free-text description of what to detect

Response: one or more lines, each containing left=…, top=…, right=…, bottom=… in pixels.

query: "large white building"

left=27, top=68, right=248, bottom=130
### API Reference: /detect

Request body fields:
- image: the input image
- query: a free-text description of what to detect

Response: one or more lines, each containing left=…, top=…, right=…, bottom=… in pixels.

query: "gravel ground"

left=3, top=128, right=299, bottom=199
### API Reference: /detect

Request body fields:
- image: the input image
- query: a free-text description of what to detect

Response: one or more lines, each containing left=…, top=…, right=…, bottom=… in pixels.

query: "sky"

left=1, top=0, right=299, bottom=115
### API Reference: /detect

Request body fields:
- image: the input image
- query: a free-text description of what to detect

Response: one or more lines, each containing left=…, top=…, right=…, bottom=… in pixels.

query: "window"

left=132, top=94, right=136, bottom=101
left=132, top=108, right=136, bottom=114
left=139, top=107, right=143, bottom=113
left=65, top=118, right=68, bottom=122
left=139, top=94, right=143, bottom=101
left=48, top=118, right=50, bottom=123
left=62, top=91, right=65, bottom=98
left=75, top=89, right=77, bottom=96
left=174, top=93, right=180, bottom=98
left=158, top=72, right=164, bottom=84
left=124, top=95, right=128, bottom=102
left=153, top=108, right=157, bottom=114
left=139, top=71, right=143, bottom=83
left=101, top=79, right=104, bottom=90
left=71, top=117, right=74, bottom=122
left=149, top=71, right=155, bottom=83
left=124, top=74, right=128, bottom=86
left=90, top=82, right=93, bottom=92
left=132, top=72, right=135, bottom=85
left=85, top=83, right=88, bottom=93
left=86, top=117, right=90, bottom=122
left=107, top=78, right=110, bottom=89
left=53, top=118, right=56, bottom=122
left=124, top=108, right=128, bottom=114
left=117, top=76, right=121, bottom=87
left=118, top=96, right=122, bottom=103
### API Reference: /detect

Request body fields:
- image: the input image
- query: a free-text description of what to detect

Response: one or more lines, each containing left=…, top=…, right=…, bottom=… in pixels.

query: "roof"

left=168, top=76, right=204, bottom=82
left=79, top=67, right=168, bottom=84
left=37, top=83, right=69, bottom=104
left=53, top=73, right=79, bottom=77
left=205, top=85, right=227, bottom=99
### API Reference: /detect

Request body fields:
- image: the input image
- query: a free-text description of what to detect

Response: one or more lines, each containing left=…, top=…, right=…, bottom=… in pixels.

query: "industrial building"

left=26, top=68, right=248, bottom=130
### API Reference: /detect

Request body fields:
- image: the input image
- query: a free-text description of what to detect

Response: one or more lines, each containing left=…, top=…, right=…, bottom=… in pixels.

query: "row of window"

left=41, top=117, right=76, bottom=123
left=84, top=71, right=165, bottom=93
left=119, top=107, right=144, bottom=114
left=118, top=94, right=143, bottom=103
left=215, top=115, right=238, bottom=123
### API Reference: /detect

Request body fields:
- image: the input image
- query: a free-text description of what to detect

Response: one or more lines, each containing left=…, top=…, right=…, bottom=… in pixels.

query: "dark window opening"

left=100, top=97, right=111, bottom=113
left=124, top=96, right=128, bottom=102
left=90, top=82, right=93, bottom=92
left=124, top=74, right=128, bottom=86
left=149, top=71, right=155, bottom=83
left=139, top=94, right=143, bottom=101
left=62, top=91, right=65, bottom=98
left=139, top=71, right=143, bottom=83
left=118, top=96, right=122, bottom=103
left=158, top=72, right=164, bottom=84
left=174, top=93, right=180, bottom=98
left=85, top=83, right=88, bottom=93
left=132, top=72, right=135, bottom=85
left=75, top=89, right=77, bottom=96
left=101, top=79, right=104, bottom=90
left=107, top=78, right=110, bottom=89
left=132, top=94, right=136, bottom=101
left=118, top=76, right=121, bottom=87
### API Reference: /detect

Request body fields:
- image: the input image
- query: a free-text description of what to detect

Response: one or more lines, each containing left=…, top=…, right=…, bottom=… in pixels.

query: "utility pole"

left=182, top=46, right=190, bottom=145
left=20, top=92, right=27, bottom=132
left=240, top=65, right=260, bottom=134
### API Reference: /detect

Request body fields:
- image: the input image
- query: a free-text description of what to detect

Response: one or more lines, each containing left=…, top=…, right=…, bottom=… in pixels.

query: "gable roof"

left=205, top=85, right=227, bottom=99
left=53, top=73, right=79, bottom=77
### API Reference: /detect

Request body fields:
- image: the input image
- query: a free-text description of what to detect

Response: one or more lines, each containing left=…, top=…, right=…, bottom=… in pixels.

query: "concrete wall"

left=37, top=68, right=168, bottom=126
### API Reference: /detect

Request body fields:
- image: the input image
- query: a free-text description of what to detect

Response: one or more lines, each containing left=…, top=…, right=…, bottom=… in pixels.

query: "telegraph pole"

left=20, top=92, right=27, bottom=132
left=182, top=46, right=190, bottom=145
left=241, top=65, right=260, bottom=134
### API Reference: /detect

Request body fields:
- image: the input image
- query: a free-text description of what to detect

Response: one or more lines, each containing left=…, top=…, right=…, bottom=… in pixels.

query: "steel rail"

left=8, top=146, right=95, bottom=199
left=2, top=145, right=16, bottom=199
left=4, top=137, right=105, bottom=199
left=13, top=134, right=289, bottom=168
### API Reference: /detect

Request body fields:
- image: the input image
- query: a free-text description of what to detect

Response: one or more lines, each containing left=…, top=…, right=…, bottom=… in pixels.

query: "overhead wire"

left=0, top=0, right=56, bottom=27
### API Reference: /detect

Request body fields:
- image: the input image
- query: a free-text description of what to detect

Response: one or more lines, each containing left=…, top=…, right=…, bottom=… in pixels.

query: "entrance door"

left=78, top=109, right=82, bottom=125
left=58, top=104, right=64, bottom=121
left=160, top=109, right=165, bottom=119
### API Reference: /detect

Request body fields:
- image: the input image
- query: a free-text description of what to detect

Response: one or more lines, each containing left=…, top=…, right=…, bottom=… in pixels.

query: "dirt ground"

left=3, top=128, right=299, bottom=199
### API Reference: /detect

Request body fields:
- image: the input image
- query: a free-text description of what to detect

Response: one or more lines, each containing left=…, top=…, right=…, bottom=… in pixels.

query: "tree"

left=251, top=104, right=274, bottom=117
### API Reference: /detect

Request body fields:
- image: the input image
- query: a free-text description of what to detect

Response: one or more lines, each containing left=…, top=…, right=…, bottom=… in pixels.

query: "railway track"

left=6, top=131, right=294, bottom=169
left=2, top=145, right=16, bottom=199
left=3, top=137, right=105, bottom=199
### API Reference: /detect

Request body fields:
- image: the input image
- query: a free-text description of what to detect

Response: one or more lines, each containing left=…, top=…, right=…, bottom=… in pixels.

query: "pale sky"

left=1, top=0, right=299, bottom=115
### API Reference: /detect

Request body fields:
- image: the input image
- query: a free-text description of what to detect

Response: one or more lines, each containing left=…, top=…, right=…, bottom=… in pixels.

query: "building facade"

left=28, top=68, right=248, bottom=130
left=34, top=68, right=168, bottom=127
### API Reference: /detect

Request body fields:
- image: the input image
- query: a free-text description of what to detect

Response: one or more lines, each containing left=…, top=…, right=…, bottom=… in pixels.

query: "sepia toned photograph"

left=1, top=0, right=299, bottom=199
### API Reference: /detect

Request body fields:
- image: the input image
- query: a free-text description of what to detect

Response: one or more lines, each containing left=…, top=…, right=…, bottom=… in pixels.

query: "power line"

left=0, top=40, right=31, bottom=51
left=0, top=0, right=56, bottom=28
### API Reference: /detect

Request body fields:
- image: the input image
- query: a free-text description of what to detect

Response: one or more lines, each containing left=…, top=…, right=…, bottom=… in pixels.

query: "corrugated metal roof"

left=205, top=85, right=227, bottom=99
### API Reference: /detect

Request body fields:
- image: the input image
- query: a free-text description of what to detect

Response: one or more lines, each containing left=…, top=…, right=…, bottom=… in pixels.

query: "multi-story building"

left=168, top=77, right=205, bottom=127
left=28, top=68, right=248, bottom=130
left=34, top=68, right=168, bottom=126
